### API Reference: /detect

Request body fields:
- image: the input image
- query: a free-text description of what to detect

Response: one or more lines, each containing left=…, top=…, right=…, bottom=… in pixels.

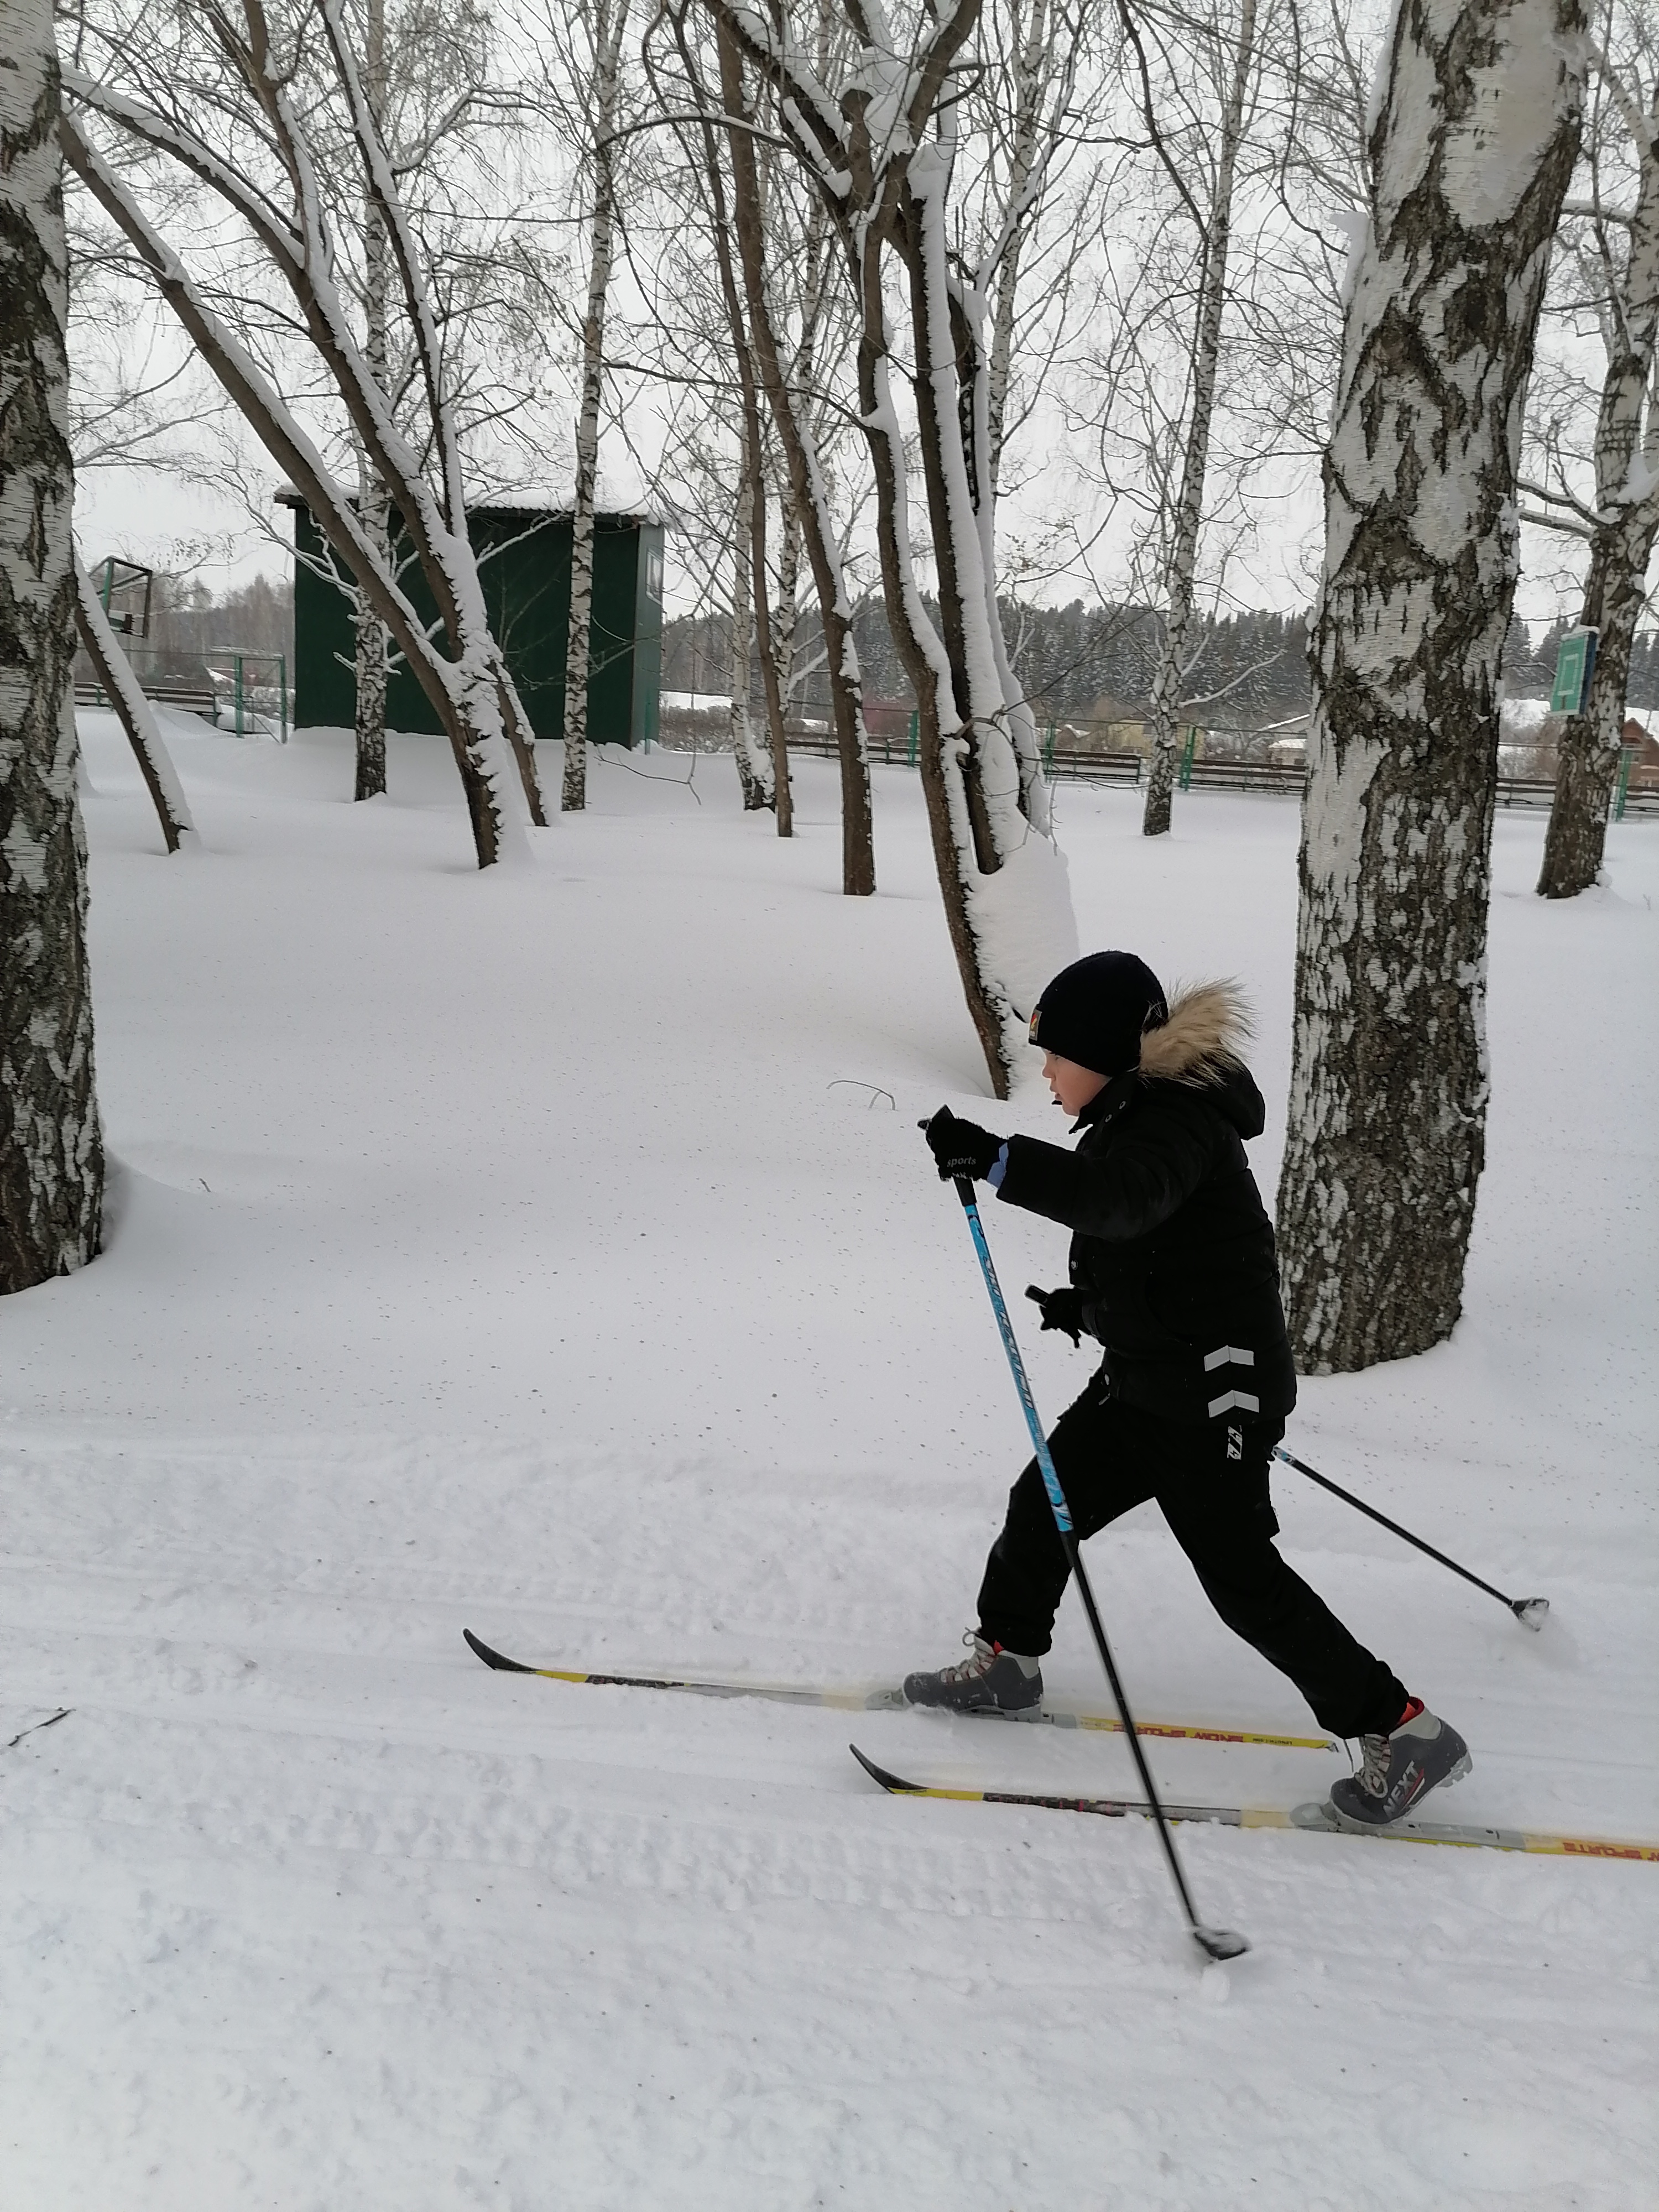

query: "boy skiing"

left=910, top=950, right=1471, bottom=1832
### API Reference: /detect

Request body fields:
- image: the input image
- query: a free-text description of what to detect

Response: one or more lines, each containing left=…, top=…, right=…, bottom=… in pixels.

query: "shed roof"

left=275, top=486, right=663, bottom=527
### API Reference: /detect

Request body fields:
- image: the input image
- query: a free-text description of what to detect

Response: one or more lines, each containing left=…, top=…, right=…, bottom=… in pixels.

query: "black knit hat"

left=1027, top=951, right=1168, bottom=1077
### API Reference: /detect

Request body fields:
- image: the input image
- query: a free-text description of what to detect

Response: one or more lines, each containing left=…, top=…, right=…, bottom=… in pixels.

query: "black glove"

left=1025, top=1284, right=1084, bottom=1345
left=920, top=1105, right=1001, bottom=1183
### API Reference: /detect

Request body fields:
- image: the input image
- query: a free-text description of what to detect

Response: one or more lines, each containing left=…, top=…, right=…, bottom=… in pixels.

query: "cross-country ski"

left=7, top=2, right=1657, bottom=2189
left=848, top=1745, right=1659, bottom=1862
left=461, top=1628, right=1339, bottom=1748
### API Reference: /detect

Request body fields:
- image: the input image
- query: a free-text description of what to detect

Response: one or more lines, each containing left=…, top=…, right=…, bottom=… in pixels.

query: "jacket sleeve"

left=995, top=1104, right=1214, bottom=1240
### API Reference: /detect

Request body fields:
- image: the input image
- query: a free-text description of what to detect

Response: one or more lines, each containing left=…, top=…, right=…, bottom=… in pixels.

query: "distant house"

left=281, top=493, right=664, bottom=744
left=1082, top=695, right=1148, bottom=752
left=1621, top=716, right=1659, bottom=766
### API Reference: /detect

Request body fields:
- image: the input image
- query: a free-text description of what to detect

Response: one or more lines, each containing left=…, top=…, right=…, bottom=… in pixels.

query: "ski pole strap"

left=954, top=1177, right=1073, bottom=1535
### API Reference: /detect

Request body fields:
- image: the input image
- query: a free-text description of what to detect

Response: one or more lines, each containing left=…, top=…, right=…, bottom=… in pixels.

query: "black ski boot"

left=904, top=1632, right=1044, bottom=1718
left=1327, top=1699, right=1472, bottom=1828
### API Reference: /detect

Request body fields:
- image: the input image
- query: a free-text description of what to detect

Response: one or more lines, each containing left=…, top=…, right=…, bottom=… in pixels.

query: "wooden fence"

left=775, top=726, right=1658, bottom=817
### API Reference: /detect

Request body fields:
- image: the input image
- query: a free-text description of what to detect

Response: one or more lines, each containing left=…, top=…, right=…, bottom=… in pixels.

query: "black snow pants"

left=974, top=1372, right=1408, bottom=1741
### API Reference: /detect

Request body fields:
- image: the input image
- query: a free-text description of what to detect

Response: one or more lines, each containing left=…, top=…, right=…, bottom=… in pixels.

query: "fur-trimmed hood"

left=1130, top=980, right=1264, bottom=1140
left=1137, top=979, right=1253, bottom=1087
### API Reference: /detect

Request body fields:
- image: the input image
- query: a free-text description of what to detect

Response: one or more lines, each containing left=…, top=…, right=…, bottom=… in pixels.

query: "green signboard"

left=1549, top=627, right=1598, bottom=716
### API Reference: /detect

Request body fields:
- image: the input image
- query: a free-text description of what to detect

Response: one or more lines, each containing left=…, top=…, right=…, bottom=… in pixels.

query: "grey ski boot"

left=903, top=1632, right=1044, bottom=1719
left=1327, top=1700, right=1472, bottom=1828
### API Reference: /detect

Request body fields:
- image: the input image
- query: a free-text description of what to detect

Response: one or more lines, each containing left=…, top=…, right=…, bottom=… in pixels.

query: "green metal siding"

left=290, top=503, right=663, bottom=744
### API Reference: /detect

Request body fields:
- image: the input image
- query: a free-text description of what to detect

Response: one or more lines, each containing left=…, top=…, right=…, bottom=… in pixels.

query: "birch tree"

left=64, top=0, right=544, bottom=864
left=651, top=11, right=791, bottom=821
left=701, top=0, right=1077, bottom=1091
left=354, top=0, right=392, bottom=802
left=1276, top=0, right=1586, bottom=1371
left=724, top=421, right=781, bottom=808
left=712, top=12, right=875, bottom=891
left=1, top=0, right=103, bottom=1292
left=324, top=0, right=528, bottom=807
left=555, top=0, right=629, bottom=812
left=1119, top=0, right=1265, bottom=836
left=1528, top=9, right=1659, bottom=896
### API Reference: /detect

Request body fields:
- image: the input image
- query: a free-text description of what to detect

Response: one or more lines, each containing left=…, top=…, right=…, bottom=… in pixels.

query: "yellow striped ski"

left=849, top=1745, right=1659, bottom=1861
left=462, top=1631, right=1336, bottom=1750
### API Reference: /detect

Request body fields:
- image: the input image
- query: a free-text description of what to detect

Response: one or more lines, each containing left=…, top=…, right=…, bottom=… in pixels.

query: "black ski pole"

left=941, top=1164, right=1246, bottom=1964
left=1272, top=1447, right=1548, bottom=1629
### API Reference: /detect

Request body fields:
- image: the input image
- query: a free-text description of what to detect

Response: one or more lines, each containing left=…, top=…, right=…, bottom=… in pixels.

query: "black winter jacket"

left=997, top=994, right=1296, bottom=1426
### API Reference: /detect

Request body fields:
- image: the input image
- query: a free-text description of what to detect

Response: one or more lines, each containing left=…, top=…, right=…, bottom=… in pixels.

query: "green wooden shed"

left=283, top=495, right=664, bottom=744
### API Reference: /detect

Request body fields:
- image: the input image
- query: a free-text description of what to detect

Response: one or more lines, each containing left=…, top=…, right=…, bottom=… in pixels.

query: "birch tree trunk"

left=74, top=559, right=195, bottom=853
left=562, top=0, right=626, bottom=812
left=763, top=193, right=833, bottom=825
left=769, top=482, right=802, bottom=758
left=717, top=19, right=870, bottom=890
left=353, top=0, right=389, bottom=803
left=1142, top=0, right=1258, bottom=838
left=705, top=0, right=1076, bottom=1088
left=727, top=428, right=774, bottom=807
left=747, top=463, right=787, bottom=822
left=1538, top=71, right=1659, bottom=897
left=984, top=0, right=1048, bottom=503
left=1, top=0, right=103, bottom=1292
left=669, top=10, right=786, bottom=823
left=870, top=142, right=1074, bottom=1093
left=1538, top=512, right=1657, bottom=890
left=1277, top=0, right=1585, bottom=1372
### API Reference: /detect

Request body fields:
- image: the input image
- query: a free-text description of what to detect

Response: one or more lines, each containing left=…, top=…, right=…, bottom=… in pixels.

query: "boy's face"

left=1041, top=1051, right=1108, bottom=1118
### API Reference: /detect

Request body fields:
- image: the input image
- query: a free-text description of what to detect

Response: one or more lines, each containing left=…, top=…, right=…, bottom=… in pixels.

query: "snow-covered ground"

left=4, top=712, right=1656, bottom=2210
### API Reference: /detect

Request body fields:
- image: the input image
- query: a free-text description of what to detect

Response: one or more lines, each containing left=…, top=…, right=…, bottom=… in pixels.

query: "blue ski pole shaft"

left=949, top=1174, right=1246, bottom=1963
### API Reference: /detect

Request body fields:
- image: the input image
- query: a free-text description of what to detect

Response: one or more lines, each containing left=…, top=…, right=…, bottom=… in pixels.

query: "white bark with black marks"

left=727, top=426, right=774, bottom=809
left=708, top=0, right=1076, bottom=1091
left=1278, top=0, right=1586, bottom=1371
left=1538, top=44, right=1659, bottom=896
left=714, top=15, right=869, bottom=886
left=562, top=0, right=627, bottom=812
left=353, top=0, right=390, bottom=804
left=1, top=0, right=103, bottom=1291
left=1140, top=0, right=1259, bottom=839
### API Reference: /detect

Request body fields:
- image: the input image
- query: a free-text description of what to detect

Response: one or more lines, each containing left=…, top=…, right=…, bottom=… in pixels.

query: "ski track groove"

left=2, top=754, right=1654, bottom=2208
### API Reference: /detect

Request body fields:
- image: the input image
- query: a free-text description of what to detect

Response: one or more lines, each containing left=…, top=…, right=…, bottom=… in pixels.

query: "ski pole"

left=1273, top=1447, right=1548, bottom=1630
left=943, top=1169, right=1247, bottom=1965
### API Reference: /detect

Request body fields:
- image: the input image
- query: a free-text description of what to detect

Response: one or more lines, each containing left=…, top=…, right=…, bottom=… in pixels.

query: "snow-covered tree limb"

left=58, top=106, right=529, bottom=867
left=73, top=558, right=195, bottom=853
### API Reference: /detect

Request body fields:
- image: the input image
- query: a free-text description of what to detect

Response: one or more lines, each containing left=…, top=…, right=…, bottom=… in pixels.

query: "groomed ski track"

left=6, top=731, right=1654, bottom=2208
left=847, top=1746, right=1659, bottom=1863
left=462, top=1628, right=1339, bottom=1749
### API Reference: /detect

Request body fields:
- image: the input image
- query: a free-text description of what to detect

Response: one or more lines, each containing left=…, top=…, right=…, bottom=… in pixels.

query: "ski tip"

left=463, top=1629, right=536, bottom=1674
left=1513, top=1597, right=1550, bottom=1631
left=849, top=1743, right=916, bottom=1794
left=1196, top=1926, right=1249, bottom=1962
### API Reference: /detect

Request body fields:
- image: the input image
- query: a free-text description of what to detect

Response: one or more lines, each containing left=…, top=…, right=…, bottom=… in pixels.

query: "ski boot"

left=1327, top=1699, right=1472, bottom=1829
left=903, top=1632, right=1044, bottom=1719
